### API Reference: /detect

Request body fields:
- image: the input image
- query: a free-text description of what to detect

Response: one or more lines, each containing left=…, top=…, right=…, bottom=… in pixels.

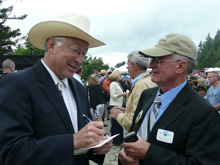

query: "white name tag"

left=156, top=129, right=174, bottom=144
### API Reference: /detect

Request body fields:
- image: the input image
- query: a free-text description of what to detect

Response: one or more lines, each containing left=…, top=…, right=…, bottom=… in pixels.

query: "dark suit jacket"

left=129, top=83, right=220, bottom=165
left=0, top=60, right=104, bottom=165
left=0, top=73, right=9, bottom=81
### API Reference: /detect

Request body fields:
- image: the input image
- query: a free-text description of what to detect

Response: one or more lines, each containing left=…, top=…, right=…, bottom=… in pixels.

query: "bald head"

left=2, top=59, right=15, bottom=73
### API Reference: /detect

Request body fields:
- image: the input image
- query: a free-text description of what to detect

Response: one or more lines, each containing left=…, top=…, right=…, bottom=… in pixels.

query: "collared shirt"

left=41, top=59, right=78, bottom=132
left=73, top=73, right=84, bottom=86
left=132, top=73, right=145, bottom=87
left=137, top=80, right=187, bottom=140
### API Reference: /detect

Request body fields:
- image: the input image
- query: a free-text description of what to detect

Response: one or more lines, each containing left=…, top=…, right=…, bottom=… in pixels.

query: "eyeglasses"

left=150, top=57, right=181, bottom=66
left=54, top=38, right=88, bottom=59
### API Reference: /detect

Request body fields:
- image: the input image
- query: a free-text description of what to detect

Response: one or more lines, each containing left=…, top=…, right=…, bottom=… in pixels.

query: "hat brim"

left=28, top=21, right=105, bottom=50
left=139, top=47, right=174, bottom=57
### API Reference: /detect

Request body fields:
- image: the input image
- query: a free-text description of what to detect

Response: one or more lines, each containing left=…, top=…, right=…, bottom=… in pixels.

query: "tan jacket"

left=117, top=72, right=157, bottom=131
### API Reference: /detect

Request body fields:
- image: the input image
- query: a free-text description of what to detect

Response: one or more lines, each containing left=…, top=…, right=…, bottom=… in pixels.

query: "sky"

left=2, top=0, right=220, bottom=68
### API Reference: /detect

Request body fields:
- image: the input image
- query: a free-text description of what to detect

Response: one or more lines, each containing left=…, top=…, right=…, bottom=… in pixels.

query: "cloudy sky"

left=3, top=0, right=220, bottom=68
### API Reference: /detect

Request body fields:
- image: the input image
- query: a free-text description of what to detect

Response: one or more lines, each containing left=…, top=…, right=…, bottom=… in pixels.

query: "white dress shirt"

left=41, top=59, right=78, bottom=132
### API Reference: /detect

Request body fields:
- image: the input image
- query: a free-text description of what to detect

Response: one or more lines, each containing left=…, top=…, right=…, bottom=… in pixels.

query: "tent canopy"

left=0, top=55, right=43, bottom=71
left=205, top=67, right=220, bottom=72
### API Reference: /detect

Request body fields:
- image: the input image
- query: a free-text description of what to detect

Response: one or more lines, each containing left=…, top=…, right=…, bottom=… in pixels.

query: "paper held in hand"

left=74, top=134, right=119, bottom=155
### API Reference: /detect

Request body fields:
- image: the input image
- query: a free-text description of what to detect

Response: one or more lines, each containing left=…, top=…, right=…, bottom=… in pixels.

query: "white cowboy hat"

left=28, top=13, right=105, bottom=50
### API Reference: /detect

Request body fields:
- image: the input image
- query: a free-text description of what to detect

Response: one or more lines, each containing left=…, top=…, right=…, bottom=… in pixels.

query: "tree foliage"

left=82, top=54, right=109, bottom=80
left=14, top=35, right=44, bottom=55
left=196, top=30, right=220, bottom=69
left=0, top=0, right=27, bottom=55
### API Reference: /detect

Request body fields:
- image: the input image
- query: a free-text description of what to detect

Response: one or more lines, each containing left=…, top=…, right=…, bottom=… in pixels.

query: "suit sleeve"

left=117, top=85, right=144, bottom=131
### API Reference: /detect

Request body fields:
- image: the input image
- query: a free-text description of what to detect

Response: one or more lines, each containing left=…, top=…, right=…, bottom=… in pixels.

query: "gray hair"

left=172, top=54, right=197, bottom=74
left=2, top=59, right=15, bottom=69
left=127, top=51, right=150, bottom=70
left=211, top=71, right=219, bottom=79
left=44, top=36, right=66, bottom=53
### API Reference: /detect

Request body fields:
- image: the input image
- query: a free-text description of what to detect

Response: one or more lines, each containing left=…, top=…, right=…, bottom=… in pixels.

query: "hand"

left=93, top=137, right=113, bottom=155
left=114, top=106, right=126, bottom=113
left=123, top=137, right=150, bottom=160
left=119, top=148, right=140, bottom=165
left=110, top=108, right=122, bottom=119
left=73, top=121, right=105, bottom=150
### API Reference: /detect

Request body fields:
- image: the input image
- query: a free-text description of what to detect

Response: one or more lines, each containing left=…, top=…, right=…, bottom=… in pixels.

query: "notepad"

left=74, top=134, right=119, bottom=155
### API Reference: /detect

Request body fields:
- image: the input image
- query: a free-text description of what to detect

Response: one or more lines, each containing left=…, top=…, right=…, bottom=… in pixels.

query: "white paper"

left=74, top=134, right=119, bottom=155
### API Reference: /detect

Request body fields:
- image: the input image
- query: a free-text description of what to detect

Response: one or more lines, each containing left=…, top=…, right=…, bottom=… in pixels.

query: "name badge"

left=156, top=129, right=174, bottom=144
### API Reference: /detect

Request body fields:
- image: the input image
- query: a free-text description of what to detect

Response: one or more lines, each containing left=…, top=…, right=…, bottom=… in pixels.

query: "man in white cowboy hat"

left=118, top=33, right=220, bottom=164
left=0, top=13, right=112, bottom=165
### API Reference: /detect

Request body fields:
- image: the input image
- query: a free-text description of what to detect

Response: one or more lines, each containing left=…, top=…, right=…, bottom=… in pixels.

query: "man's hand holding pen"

left=73, top=114, right=113, bottom=154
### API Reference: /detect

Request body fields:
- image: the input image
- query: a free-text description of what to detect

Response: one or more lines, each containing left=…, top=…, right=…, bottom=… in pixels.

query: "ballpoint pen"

left=83, top=114, right=107, bottom=137
left=83, top=114, right=92, bottom=122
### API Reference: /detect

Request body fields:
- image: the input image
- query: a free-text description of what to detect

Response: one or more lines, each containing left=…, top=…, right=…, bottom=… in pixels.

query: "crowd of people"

left=188, top=71, right=220, bottom=113
left=0, top=13, right=219, bottom=165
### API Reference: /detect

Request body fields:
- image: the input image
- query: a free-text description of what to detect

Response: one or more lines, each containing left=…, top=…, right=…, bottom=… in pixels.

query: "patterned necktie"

left=57, top=81, right=64, bottom=96
left=149, top=95, right=161, bottom=130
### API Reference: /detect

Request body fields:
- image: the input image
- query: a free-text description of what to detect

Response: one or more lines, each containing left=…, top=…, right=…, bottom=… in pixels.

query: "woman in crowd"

left=109, top=70, right=127, bottom=146
left=88, top=74, right=105, bottom=121
left=196, top=85, right=207, bottom=98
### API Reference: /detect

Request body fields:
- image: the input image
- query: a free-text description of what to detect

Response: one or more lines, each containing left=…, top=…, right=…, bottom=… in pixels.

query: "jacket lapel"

left=68, top=78, right=85, bottom=131
left=133, top=88, right=158, bottom=133
left=150, top=83, right=192, bottom=139
left=33, top=61, right=74, bottom=133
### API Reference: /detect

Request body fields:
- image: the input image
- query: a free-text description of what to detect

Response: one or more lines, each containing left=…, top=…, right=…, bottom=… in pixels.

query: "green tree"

left=213, top=30, right=220, bottom=50
left=196, top=33, right=218, bottom=69
left=82, top=54, right=109, bottom=81
left=14, top=36, right=44, bottom=55
left=215, top=46, right=220, bottom=67
left=204, top=48, right=217, bottom=67
left=0, top=0, right=27, bottom=55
